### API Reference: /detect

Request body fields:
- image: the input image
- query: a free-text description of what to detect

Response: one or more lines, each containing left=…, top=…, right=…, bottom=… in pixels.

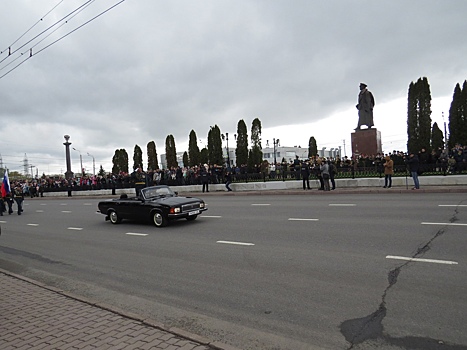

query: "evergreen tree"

left=431, top=122, right=444, bottom=152
left=247, top=149, right=255, bottom=173
left=248, top=118, right=263, bottom=171
left=407, top=77, right=432, bottom=154
left=112, top=149, right=128, bottom=174
left=200, top=148, right=209, bottom=165
left=448, top=81, right=467, bottom=148
left=308, top=136, right=317, bottom=158
left=235, top=119, right=248, bottom=166
left=182, top=151, right=189, bottom=167
left=208, top=125, right=223, bottom=165
left=188, top=130, right=200, bottom=166
left=147, top=141, right=159, bottom=171
left=133, top=144, right=143, bottom=170
left=98, top=165, right=106, bottom=177
left=165, top=135, right=178, bottom=168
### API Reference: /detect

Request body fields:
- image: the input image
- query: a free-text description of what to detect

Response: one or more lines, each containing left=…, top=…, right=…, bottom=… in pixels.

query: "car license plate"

left=189, top=210, right=200, bottom=216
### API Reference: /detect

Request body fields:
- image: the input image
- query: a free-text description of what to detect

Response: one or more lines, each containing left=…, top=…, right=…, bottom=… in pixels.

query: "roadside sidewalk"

left=0, top=269, right=239, bottom=350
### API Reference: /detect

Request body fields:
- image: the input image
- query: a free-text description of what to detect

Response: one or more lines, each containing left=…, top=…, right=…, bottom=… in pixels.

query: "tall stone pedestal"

left=351, top=128, right=382, bottom=157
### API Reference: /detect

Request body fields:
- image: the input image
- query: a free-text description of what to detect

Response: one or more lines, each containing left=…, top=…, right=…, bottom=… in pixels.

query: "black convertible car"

left=98, top=185, right=207, bottom=227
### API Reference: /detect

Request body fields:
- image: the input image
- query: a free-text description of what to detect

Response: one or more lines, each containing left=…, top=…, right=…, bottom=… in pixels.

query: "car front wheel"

left=153, top=211, right=168, bottom=227
left=109, top=210, right=122, bottom=224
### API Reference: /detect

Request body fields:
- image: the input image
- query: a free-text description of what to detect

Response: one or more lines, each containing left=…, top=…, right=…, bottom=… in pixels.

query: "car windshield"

left=141, top=186, right=175, bottom=199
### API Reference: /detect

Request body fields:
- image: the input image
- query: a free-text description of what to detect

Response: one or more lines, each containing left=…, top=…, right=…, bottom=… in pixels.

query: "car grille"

left=182, top=203, right=200, bottom=212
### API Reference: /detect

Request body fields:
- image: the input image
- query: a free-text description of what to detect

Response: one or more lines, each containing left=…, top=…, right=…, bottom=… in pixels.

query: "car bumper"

left=168, top=207, right=207, bottom=219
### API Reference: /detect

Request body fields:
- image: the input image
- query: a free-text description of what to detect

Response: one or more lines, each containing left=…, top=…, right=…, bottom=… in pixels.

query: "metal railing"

left=34, top=162, right=466, bottom=194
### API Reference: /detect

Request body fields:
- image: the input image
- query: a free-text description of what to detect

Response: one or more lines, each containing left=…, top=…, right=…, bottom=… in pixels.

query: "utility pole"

left=87, top=153, right=95, bottom=176
left=442, top=111, right=448, bottom=149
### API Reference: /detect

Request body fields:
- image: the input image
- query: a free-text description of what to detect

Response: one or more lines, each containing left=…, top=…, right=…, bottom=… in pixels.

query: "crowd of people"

left=1, top=144, right=466, bottom=198
left=1, top=180, right=26, bottom=215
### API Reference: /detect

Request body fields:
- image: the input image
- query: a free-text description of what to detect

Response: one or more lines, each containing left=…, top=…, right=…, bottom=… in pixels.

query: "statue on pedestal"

left=355, top=83, right=375, bottom=131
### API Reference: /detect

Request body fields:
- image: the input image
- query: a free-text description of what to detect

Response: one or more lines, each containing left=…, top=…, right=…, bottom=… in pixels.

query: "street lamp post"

left=87, top=153, right=95, bottom=176
left=72, top=147, right=83, bottom=175
left=273, top=138, right=280, bottom=165
left=63, top=135, right=73, bottom=179
left=226, top=132, right=230, bottom=167
left=442, top=111, right=448, bottom=149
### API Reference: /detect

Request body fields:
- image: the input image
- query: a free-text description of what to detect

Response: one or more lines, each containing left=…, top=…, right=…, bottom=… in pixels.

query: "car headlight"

left=170, top=207, right=181, bottom=214
left=200, top=202, right=205, bottom=208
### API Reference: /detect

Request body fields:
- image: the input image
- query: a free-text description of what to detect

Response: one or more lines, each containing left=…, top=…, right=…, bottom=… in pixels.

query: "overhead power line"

left=0, top=0, right=65, bottom=56
left=0, top=0, right=96, bottom=74
left=0, top=0, right=96, bottom=65
left=0, top=0, right=126, bottom=80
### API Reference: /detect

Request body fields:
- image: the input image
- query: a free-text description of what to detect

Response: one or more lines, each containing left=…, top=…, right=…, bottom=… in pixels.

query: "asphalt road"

left=1, top=192, right=466, bottom=350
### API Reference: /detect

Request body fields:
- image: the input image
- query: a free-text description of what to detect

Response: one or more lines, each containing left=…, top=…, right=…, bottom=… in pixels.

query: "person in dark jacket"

left=329, top=161, right=337, bottom=190
left=12, top=182, right=25, bottom=215
left=225, top=169, right=233, bottom=192
left=313, top=161, right=324, bottom=190
left=300, top=160, right=311, bottom=190
left=406, top=153, right=420, bottom=190
left=200, top=164, right=210, bottom=193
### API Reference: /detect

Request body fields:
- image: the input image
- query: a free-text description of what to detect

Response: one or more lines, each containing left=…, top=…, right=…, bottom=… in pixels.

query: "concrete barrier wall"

left=42, top=175, right=467, bottom=197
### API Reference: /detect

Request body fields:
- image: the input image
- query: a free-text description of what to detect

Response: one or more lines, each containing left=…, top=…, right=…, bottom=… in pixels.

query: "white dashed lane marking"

left=67, top=227, right=83, bottom=231
left=251, top=204, right=271, bottom=206
left=126, top=233, right=148, bottom=236
left=288, top=218, right=319, bottom=221
left=421, top=222, right=467, bottom=226
left=217, top=241, right=255, bottom=246
left=27, top=224, right=39, bottom=226
left=438, top=205, right=467, bottom=207
left=386, top=255, right=458, bottom=265
left=61, top=211, right=72, bottom=213
left=202, top=215, right=222, bottom=218
left=329, top=204, right=356, bottom=207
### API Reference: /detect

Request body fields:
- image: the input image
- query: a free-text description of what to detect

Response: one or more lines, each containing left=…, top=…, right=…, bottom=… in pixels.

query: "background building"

left=160, top=145, right=341, bottom=169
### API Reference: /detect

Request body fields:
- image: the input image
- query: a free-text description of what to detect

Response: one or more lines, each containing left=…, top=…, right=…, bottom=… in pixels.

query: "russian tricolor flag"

left=1, top=169, right=11, bottom=197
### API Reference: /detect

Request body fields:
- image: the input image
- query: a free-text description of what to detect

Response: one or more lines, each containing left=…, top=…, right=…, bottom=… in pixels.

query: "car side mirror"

left=174, top=191, right=178, bottom=196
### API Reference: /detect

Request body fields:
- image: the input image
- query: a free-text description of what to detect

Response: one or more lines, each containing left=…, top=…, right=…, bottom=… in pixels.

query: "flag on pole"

left=1, top=169, right=11, bottom=197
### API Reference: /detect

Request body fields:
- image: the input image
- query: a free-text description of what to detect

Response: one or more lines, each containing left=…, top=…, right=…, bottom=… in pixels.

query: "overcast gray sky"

left=1, top=0, right=466, bottom=176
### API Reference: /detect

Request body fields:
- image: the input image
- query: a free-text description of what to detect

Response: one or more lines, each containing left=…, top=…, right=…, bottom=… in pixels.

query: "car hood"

left=150, top=196, right=201, bottom=206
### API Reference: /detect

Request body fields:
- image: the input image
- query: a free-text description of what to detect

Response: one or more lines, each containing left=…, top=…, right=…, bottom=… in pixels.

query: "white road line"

left=27, top=224, right=39, bottom=226
left=386, top=255, right=458, bottom=265
left=126, top=232, right=148, bottom=236
left=61, top=211, right=72, bottom=213
left=251, top=204, right=271, bottom=206
left=36, top=210, right=44, bottom=213
left=438, top=205, right=467, bottom=207
left=60, top=203, right=68, bottom=206
left=329, top=204, right=356, bottom=207
left=40, top=203, right=47, bottom=206
left=217, top=241, right=255, bottom=246
left=83, top=203, right=93, bottom=206
left=67, top=227, right=83, bottom=231
left=421, top=222, right=467, bottom=226
left=288, top=218, right=319, bottom=221
left=0, top=220, right=7, bottom=223
left=203, top=215, right=222, bottom=218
